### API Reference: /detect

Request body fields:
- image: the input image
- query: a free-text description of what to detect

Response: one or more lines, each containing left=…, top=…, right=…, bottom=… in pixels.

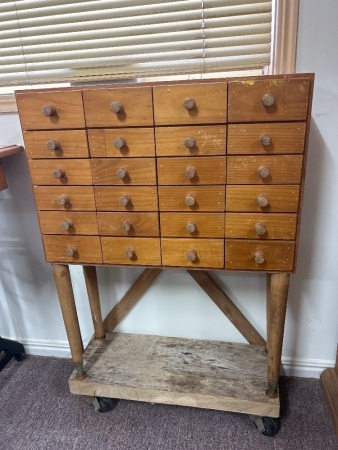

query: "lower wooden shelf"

left=69, top=332, right=279, bottom=417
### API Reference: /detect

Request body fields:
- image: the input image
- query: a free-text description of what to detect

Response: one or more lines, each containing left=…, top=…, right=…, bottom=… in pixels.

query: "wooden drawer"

left=228, top=123, right=307, bottom=155
left=159, top=186, right=225, bottom=212
left=94, top=186, right=158, bottom=211
left=153, top=83, right=227, bottom=125
left=83, top=87, right=153, bottom=127
left=226, top=186, right=300, bottom=212
left=91, top=158, right=156, bottom=185
left=228, top=78, right=310, bottom=122
left=225, top=240, right=295, bottom=271
left=34, top=186, right=96, bottom=211
left=16, top=90, right=85, bottom=130
left=160, top=213, right=224, bottom=238
left=97, top=212, right=159, bottom=237
left=155, top=125, right=226, bottom=156
left=157, top=157, right=226, bottom=185
left=102, top=237, right=161, bottom=266
left=29, top=160, right=92, bottom=186
left=227, top=155, right=303, bottom=185
left=88, top=128, right=155, bottom=157
left=225, top=213, right=297, bottom=240
left=43, top=235, right=102, bottom=264
left=161, top=238, right=224, bottom=268
left=39, top=211, right=98, bottom=235
left=24, top=130, right=89, bottom=159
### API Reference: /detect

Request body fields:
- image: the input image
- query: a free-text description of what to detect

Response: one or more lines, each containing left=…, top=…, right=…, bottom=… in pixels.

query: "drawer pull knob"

left=184, top=137, right=196, bottom=148
left=186, top=249, right=197, bottom=262
left=52, top=168, right=65, bottom=179
left=60, top=219, right=73, bottom=231
left=42, top=105, right=56, bottom=117
left=110, top=101, right=124, bottom=114
left=257, top=194, right=269, bottom=207
left=119, top=195, right=130, bottom=206
left=262, top=93, right=275, bottom=107
left=56, top=194, right=69, bottom=206
left=116, top=167, right=128, bottom=179
left=186, top=221, right=196, bottom=233
left=122, top=220, right=133, bottom=232
left=183, top=97, right=196, bottom=111
left=113, top=137, right=126, bottom=149
left=125, top=247, right=135, bottom=259
left=46, top=140, right=60, bottom=151
left=65, top=246, right=77, bottom=257
left=255, top=223, right=266, bottom=236
left=185, top=166, right=196, bottom=179
left=260, top=133, right=272, bottom=146
left=185, top=194, right=196, bottom=206
left=254, top=250, right=265, bottom=264
left=258, top=165, right=270, bottom=179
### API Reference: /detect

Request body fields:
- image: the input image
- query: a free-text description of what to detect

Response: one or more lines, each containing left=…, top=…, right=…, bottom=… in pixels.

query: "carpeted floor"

left=0, top=355, right=336, bottom=450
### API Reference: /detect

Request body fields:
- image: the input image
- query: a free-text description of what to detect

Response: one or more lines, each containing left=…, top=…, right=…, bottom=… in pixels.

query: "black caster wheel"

left=15, top=350, right=25, bottom=361
left=85, top=396, right=119, bottom=413
left=249, top=415, right=281, bottom=436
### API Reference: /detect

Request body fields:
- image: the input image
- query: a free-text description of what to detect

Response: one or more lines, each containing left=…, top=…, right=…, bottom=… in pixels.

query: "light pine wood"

left=228, top=123, right=306, bottom=155
left=320, top=347, right=338, bottom=436
left=227, top=155, right=303, bottom=185
left=159, top=186, right=225, bottom=212
left=0, top=144, right=24, bottom=157
left=103, top=268, right=162, bottom=332
left=102, top=237, right=161, bottom=266
left=94, top=186, right=158, bottom=211
left=34, top=186, right=96, bottom=211
left=29, top=159, right=92, bottom=185
left=38, top=211, right=99, bottom=235
left=97, top=212, right=159, bottom=236
left=43, top=235, right=102, bottom=264
left=160, top=212, right=224, bottom=238
left=91, top=158, right=156, bottom=185
left=83, top=266, right=105, bottom=340
left=24, top=130, right=89, bottom=159
left=188, top=271, right=266, bottom=346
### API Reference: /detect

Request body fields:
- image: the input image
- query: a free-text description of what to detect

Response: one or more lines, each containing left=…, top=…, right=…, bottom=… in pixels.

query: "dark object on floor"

left=0, top=336, right=25, bottom=371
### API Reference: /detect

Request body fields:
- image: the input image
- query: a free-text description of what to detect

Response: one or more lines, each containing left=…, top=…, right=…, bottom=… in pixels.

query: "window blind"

left=0, top=0, right=272, bottom=86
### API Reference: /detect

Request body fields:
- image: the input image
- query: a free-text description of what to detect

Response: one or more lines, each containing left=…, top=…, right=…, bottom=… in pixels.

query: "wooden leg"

left=266, top=272, right=290, bottom=398
left=266, top=273, right=271, bottom=353
left=52, top=264, right=86, bottom=379
left=83, top=266, right=105, bottom=340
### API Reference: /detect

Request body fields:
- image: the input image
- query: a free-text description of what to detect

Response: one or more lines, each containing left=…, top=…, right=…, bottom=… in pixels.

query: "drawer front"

left=94, top=186, right=158, bottom=211
left=226, top=186, right=300, bottom=212
left=225, top=240, right=295, bottom=271
left=16, top=91, right=85, bottom=130
left=91, top=158, right=156, bottom=185
left=155, top=125, right=226, bottom=156
left=157, top=157, right=226, bottom=185
left=228, top=123, right=307, bottom=155
left=160, top=213, right=224, bottom=238
left=43, top=235, right=102, bottom=264
left=159, top=186, right=225, bottom=212
left=228, top=78, right=310, bottom=122
left=88, top=128, right=155, bottom=158
left=29, top=160, right=92, bottom=185
left=34, top=186, right=96, bottom=211
left=97, top=212, right=159, bottom=237
left=39, top=211, right=99, bottom=235
left=24, top=130, right=89, bottom=159
left=83, top=87, right=153, bottom=127
left=161, top=238, right=224, bottom=268
left=225, top=213, right=297, bottom=240
left=227, top=155, right=303, bottom=185
left=102, top=237, right=161, bottom=266
left=153, top=83, right=227, bottom=125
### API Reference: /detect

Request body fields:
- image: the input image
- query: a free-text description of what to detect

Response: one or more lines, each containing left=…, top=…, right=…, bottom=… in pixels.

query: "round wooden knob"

left=184, top=137, right=196, bottom=148
left=255, top=223, right=266, bottom=236
left=46, top=140, right=60, bottom=151
left=56, top=194, right=69, bottom=206
left=125, top=247, right=135, bottom=259
left=257, top=194, right=269, bottom=207
left=65, top=246, right=77, bottom=257
left=183, top=97, right=196, bottom=111
left=185, top=221, right=196, bottom=233
left=52, top=168, right=65, bottom=179
left=110, top=101, right=124, bottom=114
left=121, top=220, right=133, bottom=232
left=185, top=194, right=196, bottom=206
left=60, top=219, right=73, bottom=231
left=119, top=195, right=130, bottom=206
left=258, top=165, right=270, bottom=179
left=41, top=105, right=56, bottom=116
left=186, top=249, right=197, bottom=262
left=260, top=134, right=272, bottom=146
left=185, top=166, right=196, bottom=179
left=254, top=251, right=265, bottom=264
left=116, top=167, right=128, bottom=179
left=113, top=137, right=126, bottom=149
left=262, top=93, right=275, bottom=107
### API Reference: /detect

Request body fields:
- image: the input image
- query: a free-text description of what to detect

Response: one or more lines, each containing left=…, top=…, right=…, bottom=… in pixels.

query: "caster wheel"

left=89, top=396, right=119, bottom=413
left=15, top=350, right=25, bottom=361
left=249, top=415, right=280, bottom=436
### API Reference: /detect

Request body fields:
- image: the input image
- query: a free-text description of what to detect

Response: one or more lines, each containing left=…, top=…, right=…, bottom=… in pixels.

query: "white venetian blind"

left=0, top=0, right=272, bottom=87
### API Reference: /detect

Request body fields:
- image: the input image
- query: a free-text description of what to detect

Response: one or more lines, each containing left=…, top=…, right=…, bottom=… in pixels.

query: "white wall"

left=0, top=0, right=337, bottom=377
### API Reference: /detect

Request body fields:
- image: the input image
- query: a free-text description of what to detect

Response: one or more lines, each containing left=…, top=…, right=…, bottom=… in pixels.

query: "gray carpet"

left=0, top=355, right=336, bottom=450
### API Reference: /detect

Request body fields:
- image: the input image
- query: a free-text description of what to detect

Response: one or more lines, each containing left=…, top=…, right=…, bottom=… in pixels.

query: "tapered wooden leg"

left=83, top=266, right=105, bottom=340
left=266, top=272, right=290, bottom=398
left=266, top=273, right=271, bottom=353
left=52, top=264, right=86, bottom=379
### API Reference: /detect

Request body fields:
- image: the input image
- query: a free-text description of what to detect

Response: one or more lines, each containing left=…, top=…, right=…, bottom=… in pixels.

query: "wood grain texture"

left=97, top=212, right=159, bottom=236
left=94, top=186, right=158, bottom=211
left=160, top=212, right=224, bottom=238
left=38, top=211, right=99, bottom=235
left=83, top=266, right=105, bottom=340
left=34, top=186, right=96, bottom=211
left=91, top=158, right=156, bottom=185
left=69, top=332, right=279, bottom=417
left=29, top=159, right=92, bottom=186
left=159, top=186, right=225, bottom=212
left=102, top=237, right=161, bottom=266
left=43, top=235, right=102, bottom=263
